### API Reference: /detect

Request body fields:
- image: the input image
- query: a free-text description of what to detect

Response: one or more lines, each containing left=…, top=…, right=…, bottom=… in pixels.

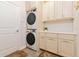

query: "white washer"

left=26, top=30, right=39, bottom=51
left=26, top=9, right=38, bottom=29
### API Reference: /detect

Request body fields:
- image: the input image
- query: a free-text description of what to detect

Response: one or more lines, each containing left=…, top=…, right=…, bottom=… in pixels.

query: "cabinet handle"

left=63, top=38, right=74, bottom=41
left=49, top=39, right=55, bottom=40
left=49, top=39, right=52, bottom=40
left=47, top=37, right=56, bottom=38
left=63, top=41, right=71, bottom=43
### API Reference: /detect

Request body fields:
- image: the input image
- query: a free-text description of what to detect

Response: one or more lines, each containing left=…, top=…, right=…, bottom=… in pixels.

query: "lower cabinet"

left=58, top=39, right=75, bottom=56
left=39, top=32, right=76, bottom=57
left=46, top=37, right=58, bottom=54
left=40, top=36, right=46, bottom=50
left=58, top=34, right=76, bottom=57
left=40, top=33, right=58, bottom=54
left=39, top=33, right=46, bottom=50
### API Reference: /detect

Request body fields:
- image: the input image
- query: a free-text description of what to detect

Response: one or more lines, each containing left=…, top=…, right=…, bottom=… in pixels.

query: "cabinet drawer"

left=45, top=33, right=57, bottom=38
left=62, top=39, right=75, bottom=43
left=58, top=34, right=76, bottom=40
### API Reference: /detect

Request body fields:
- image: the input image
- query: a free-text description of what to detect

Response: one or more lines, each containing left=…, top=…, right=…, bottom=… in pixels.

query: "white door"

left=0, top=2, right=20, bottom=56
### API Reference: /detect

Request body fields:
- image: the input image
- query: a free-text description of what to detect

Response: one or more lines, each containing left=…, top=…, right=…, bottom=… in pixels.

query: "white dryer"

left=26, top=8, right=38, bottom=29
left=26, top=30, right=39, bottom=51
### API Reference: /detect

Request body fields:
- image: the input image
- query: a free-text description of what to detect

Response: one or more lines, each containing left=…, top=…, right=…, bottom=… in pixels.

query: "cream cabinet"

left=58, top=34, right=76, bottom=56
left=46, top=37, right=57, bottom=54
left=39, top=33, right=58, bottom=53
left=42, top=1, right=74, bottom=22
left=42, top=3, right=49, bottom=21
left=54, top=1, right=63, bottom=19
left=42, top=2, right=55, bottom=21
left=62, top=1, right=73, bottom=18
left=39, top=32, right=76, bottom=57
left=40, top=36, right=46, bottom=50
left=59, top=39, right=75, bottom=56
left=39, top=33, right=46, bottom=50
left=48, top=2, right=55, bottom=20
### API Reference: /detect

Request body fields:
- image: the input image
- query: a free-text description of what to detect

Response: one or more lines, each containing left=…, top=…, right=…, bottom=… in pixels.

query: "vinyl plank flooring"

left=6, top=48, right=61, bottom=57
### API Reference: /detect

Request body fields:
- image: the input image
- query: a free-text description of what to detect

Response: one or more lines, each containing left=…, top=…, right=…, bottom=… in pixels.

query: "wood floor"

left=7, top=48, right=61, bottom=57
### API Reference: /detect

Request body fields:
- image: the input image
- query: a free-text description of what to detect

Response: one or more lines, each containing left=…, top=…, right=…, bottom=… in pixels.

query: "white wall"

left=45, top=21, right=73, bottom=33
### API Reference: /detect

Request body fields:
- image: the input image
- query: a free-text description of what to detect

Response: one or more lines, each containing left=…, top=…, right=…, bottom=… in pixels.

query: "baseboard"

left=40, top=48, right=63, bottom=57
left=0, top=47, right=18, bottom=57
left=19, top=45, right=26, bottom=50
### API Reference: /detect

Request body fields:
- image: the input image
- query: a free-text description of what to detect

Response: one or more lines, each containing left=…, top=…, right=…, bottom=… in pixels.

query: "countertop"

left=39, top=31, right=77, bottom=35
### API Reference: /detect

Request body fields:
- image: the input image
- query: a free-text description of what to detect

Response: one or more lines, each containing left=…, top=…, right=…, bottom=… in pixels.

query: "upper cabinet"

left=42, top=1, right=74, bottom=22
left=54, top=1, right=63, bottom=19
left=48, top=2, right=55, bottom=20
left=42, top=2, right=49, bottom=21
left=62, top=1, right=73, bottom=18
left=42, top=2, right=55, bottom=21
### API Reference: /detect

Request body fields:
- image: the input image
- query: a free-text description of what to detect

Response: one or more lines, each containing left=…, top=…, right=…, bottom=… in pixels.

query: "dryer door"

left=26, top=32, right=35, bottom=45
left=27, top=13, right=36, bottom=25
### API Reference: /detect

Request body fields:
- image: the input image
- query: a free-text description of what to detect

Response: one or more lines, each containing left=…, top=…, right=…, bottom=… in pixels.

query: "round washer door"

left=27, top=13, right=36, bottom=25
left=26, top=32, right=35, bottom=45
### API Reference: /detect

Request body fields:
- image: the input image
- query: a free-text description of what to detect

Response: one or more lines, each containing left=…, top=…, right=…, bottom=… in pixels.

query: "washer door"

left=27, top=13, right=36, bottom=25
left=26, top=32, right=35, bottom=45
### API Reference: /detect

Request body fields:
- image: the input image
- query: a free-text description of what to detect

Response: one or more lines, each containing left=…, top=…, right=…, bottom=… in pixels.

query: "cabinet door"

left=62, top=1, right=73, bottom=17
left=40, top=36, right=46, bottom=50
left=54, top=1, right=63, bottom=19
left=46, top=37, right=57, bottom=53
left=42, top=3, right=48, bottom=21
left=48, top=2, right=55, bottom=20
left=59, top=39, right=75, bottom=57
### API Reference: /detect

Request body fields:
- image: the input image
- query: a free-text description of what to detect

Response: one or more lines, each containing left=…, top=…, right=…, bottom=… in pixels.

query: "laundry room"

left=0, top=0, right=79, bottom=58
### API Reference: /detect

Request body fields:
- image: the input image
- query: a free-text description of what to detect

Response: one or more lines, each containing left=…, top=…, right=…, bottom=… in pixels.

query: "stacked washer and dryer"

left=26, top=8, right=39, bottom=51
